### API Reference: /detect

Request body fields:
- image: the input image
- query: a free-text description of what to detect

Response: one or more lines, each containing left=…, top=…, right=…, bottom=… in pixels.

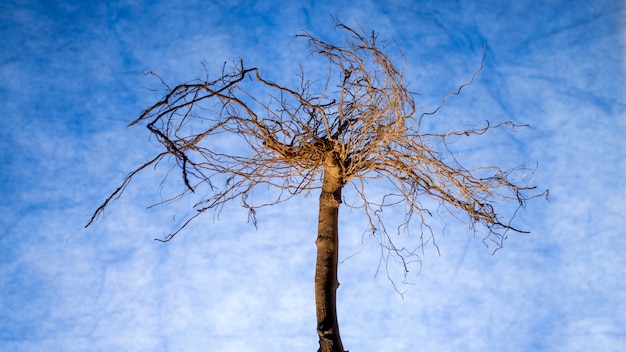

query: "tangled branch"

left=87, top=22, right=546, bottom=262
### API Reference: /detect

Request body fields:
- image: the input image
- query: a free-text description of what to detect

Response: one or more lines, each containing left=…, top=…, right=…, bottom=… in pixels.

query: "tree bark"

left=315, top=155, right=345, bottom=352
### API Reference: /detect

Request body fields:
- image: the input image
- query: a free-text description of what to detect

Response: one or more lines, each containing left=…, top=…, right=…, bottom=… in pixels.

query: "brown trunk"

left=315, top=155, right=345, bottom=352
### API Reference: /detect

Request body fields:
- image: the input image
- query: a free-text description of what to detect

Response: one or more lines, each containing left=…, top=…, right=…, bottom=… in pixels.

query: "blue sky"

left=1, top=0, right=625, bottom=351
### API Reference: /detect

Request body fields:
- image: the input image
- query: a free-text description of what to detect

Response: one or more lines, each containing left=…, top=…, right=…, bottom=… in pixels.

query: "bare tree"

left=87, top=23, right=545, bottom=352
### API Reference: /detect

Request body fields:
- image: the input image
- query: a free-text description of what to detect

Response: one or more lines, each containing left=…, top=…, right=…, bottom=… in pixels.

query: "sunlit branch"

left=88, top=22, right=545, bottom=265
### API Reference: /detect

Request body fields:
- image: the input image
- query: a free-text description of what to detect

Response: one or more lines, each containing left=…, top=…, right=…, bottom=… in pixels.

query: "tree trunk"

left=315, top=155, right=345, bottom=352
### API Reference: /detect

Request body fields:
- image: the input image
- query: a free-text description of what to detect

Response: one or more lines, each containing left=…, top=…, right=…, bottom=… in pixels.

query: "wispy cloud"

left=1, top=0, right=624, bottom=351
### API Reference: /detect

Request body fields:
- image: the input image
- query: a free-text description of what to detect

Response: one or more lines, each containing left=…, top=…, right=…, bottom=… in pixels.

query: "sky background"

left=1, top=0, right=625, bottom=351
